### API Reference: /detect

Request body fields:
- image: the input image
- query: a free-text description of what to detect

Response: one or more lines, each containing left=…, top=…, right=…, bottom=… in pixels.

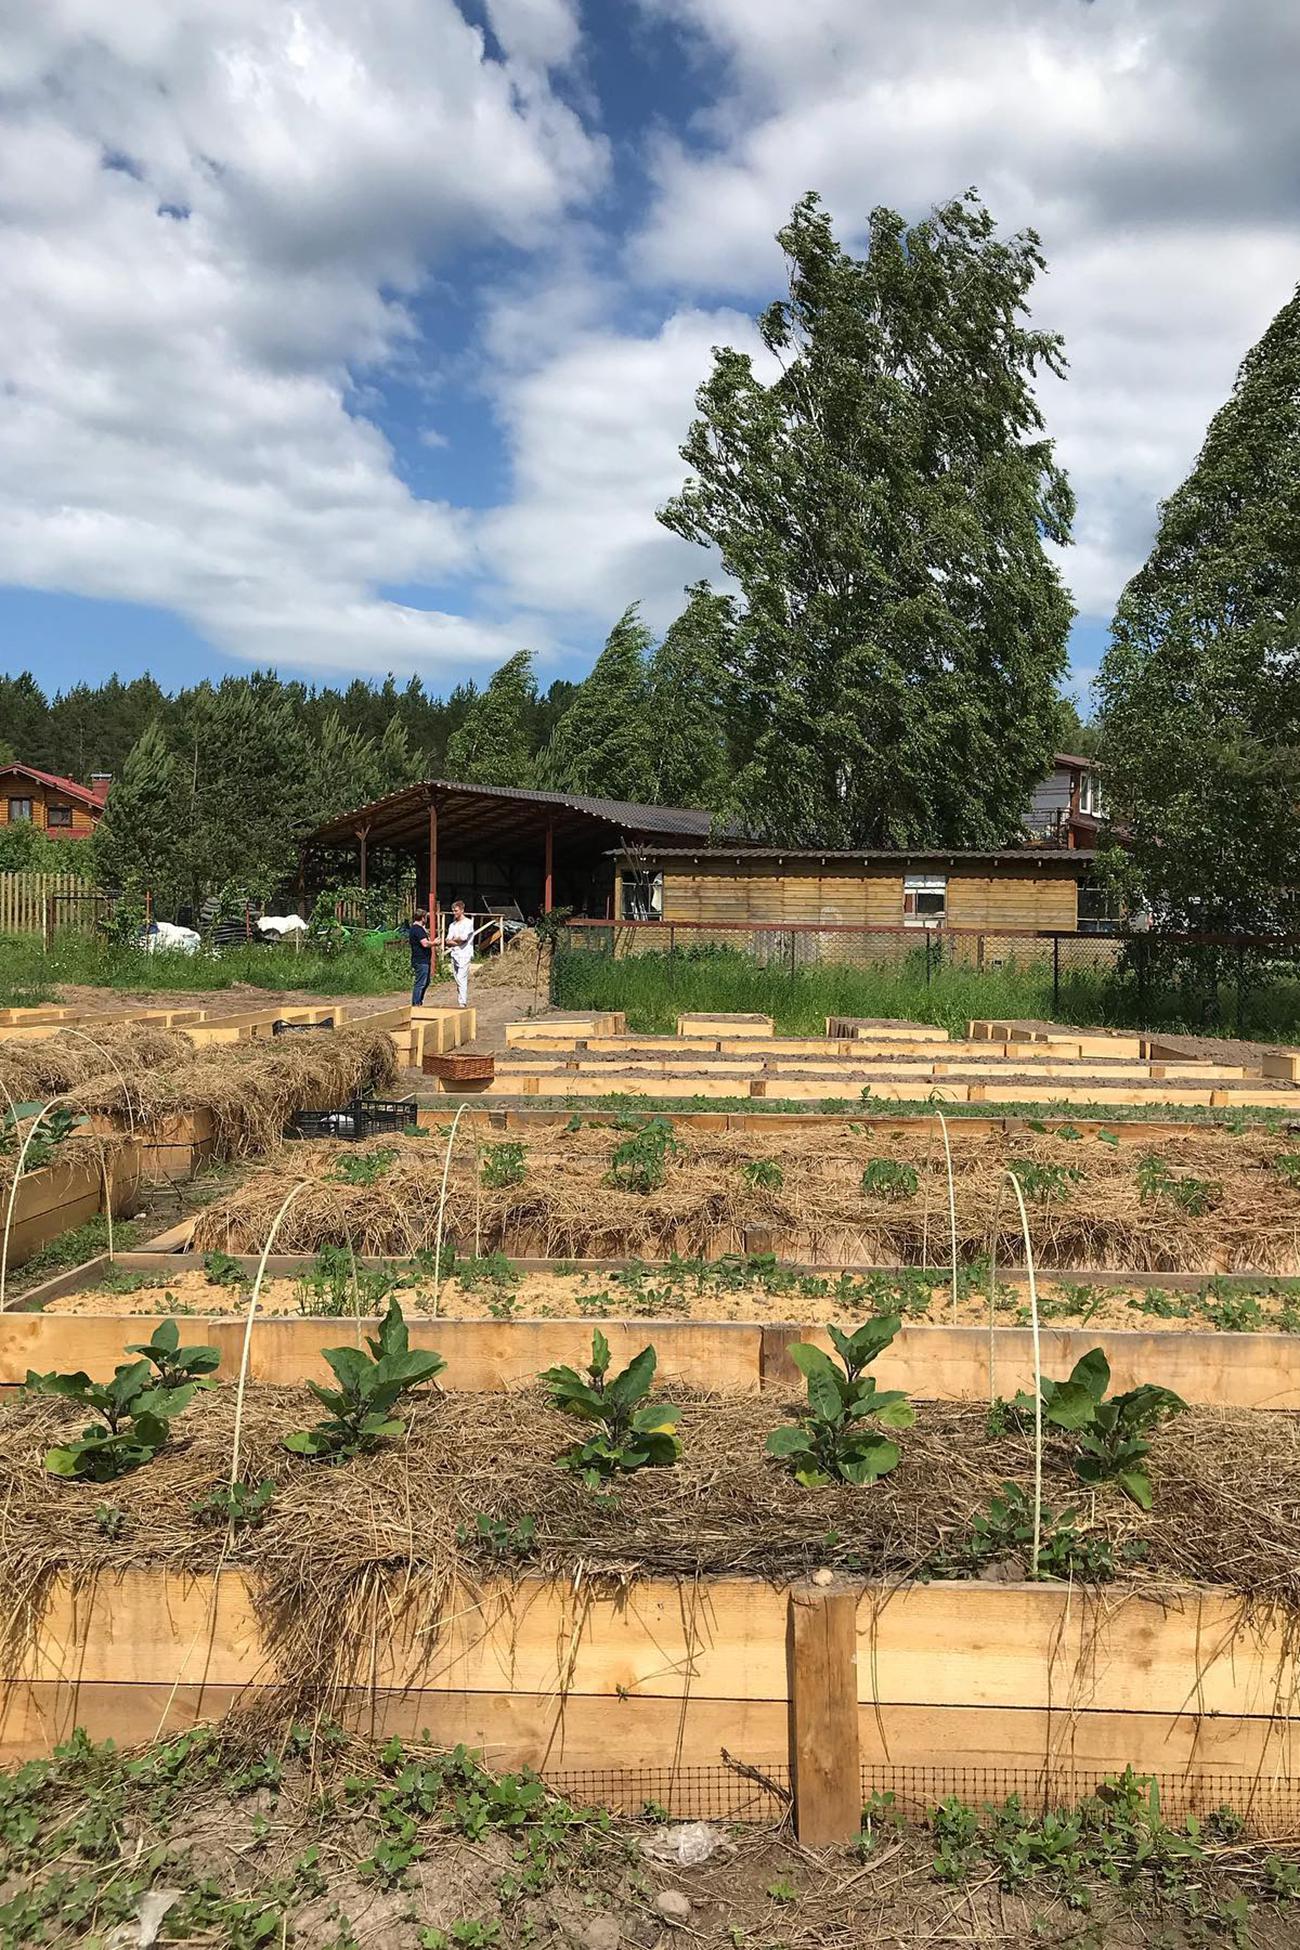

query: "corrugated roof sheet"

left=608, top=845, right=1099, bottom=864
left=306, top=778, right=724, bottom=844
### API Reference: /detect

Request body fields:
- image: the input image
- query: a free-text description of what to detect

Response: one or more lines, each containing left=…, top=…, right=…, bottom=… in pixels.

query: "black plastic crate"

left=273, top=1017, right=336, bottom=1035
left=288, top=1094, right=417, bottom=1142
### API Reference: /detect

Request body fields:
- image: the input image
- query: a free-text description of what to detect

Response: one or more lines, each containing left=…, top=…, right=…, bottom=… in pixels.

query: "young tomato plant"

left=608, top=1120, right=678, bottom=1193
left=284, top=1298, right=444, bottom=1462
left=481, top=1141, right=526, bottom=1189
left=540, top=1330, right=680, bottom=1485
left=1136, top=1152, right=1219, bottom=1217
left=860, top=1159, right=918, bottom=1200
left=26, top=1327, right=218, bottom=1481
left=1016, top=1347, right=1186, bottom=1509
left=742, top=1158, right=785, bottom=1191
left=766, top=1317, right=915, bottom=1486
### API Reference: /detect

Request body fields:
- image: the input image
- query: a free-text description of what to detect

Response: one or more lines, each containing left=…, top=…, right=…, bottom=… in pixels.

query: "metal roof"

left=304, top=779, right=725, bottom=854
left=609, top=845, right=1099, bottom=867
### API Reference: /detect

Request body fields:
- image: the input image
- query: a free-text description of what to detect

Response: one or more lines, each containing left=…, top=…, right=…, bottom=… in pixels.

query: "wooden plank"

left=787, top=1581, right=861, bottom=1845
left=677, top=1014, right=774, bottom=1037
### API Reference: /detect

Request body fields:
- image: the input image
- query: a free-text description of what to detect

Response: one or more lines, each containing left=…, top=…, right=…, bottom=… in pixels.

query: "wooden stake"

left=787, top=1579, right=861, bottom=1847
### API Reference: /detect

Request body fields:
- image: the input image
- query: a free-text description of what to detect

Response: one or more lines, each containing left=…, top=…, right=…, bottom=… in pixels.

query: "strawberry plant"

left=26, top=1328, right=218, bottom=1480
left=1016, top=1348, right=1186, bottom=1508
left=766, top=1317, right=915, bottom=1486
left=283, top=1299, right=444, bottom=1462
left=860, top=1158, right=918, bottom=1200
left=481, top=1141, right=526, bottom=1189
left=540, top=1330, right=680, bottom=1485
left=609, top=1119, right=678, bottom=1192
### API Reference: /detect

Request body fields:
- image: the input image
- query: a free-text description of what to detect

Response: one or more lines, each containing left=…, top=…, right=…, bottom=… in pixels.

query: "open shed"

left=301, top=780, right=719, bottom=922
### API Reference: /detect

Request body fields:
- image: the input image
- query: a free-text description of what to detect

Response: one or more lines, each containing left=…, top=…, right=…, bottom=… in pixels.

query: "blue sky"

left=0, top=0, right=1296, bottom=712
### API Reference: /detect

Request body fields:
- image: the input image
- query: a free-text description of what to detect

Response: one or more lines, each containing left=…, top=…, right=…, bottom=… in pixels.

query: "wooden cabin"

left=614, top=846, right=1099, bottom=935
left=0, top=764, right=109, bottom=841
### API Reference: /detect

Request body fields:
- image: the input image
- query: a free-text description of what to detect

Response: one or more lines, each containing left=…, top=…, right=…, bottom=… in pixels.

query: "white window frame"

left=902, top=873, right=947, bottom=926
left=1078, top=770, right=1104, bottom=817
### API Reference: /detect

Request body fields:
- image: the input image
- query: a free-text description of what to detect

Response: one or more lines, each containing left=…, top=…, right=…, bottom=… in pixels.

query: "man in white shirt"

left=445, top=899, right=475, bottom=1008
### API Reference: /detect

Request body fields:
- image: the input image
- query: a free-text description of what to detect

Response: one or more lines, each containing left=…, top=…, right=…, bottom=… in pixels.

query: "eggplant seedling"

left=126, top=1319, right=222, bottom=1391
left=27, top=1325, right=218, bottom=1481
left=284, top=1298, right=444, bottom=1462
left=1015, top=1347, right=1186, bottom=1509
left=540, top=1330, right=680, bottom=1485
left=766, top=1317, right=915, bottom=1486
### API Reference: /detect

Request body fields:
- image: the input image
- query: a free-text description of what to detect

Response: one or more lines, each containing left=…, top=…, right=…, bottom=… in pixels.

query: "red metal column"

left=357, top=822, right=369, bottom=891
left=427, top=796, right=438, bottom=930
left=543, top=820, right=554, bottom=913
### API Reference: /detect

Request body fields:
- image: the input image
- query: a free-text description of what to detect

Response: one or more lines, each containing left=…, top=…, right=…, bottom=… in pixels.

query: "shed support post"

left=544, top=820, right=554, bottom=914
left=1052, top=933, right=1060, bottom=1013
left=427, top=797, right=439, bottom=937
left=787, top=1580, right=861, bottom=1847
left=357, top=823, right=369, bottom=893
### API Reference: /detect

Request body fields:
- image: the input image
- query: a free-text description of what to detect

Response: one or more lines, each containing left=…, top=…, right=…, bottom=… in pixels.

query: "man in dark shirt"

left=406, top=908, right=433, bottom=1006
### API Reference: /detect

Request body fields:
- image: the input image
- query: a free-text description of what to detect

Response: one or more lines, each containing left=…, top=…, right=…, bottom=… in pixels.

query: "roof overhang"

left=302, top=780, right=720, bottom=858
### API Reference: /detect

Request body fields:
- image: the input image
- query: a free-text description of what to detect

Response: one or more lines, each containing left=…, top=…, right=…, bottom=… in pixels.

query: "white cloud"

left=481, top=306, right=769, bottom=631
left=628, top=0, right=1300, bottom=629
left=0, top=0, right=603, bottom=677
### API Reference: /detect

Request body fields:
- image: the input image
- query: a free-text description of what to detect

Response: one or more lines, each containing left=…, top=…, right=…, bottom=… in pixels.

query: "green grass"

left=0, top=930, right=410, bottom=1004
left=553, top=942, right=1300, bottom=1043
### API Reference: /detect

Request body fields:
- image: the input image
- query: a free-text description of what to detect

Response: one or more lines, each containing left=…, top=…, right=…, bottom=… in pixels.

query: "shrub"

left=540, top=1330, right=680, bottom=1485
left=766, top=1317, right=915, bottom=1486
left=284, top=1299, right=444, bottom=1462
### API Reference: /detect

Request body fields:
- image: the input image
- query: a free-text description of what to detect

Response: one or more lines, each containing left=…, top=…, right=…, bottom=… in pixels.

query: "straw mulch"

left=1, top=1025, right=399, bottom=1160
left=2, top=1383, right=1299, bottom=1715
left=0, top=1022, right=193, bottom=1104
left=192, top=1122, right=1300, bottom=1271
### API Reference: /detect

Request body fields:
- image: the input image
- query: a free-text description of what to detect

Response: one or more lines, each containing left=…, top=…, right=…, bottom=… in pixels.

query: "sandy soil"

left=41, top=1262, right=1297, bottom=1331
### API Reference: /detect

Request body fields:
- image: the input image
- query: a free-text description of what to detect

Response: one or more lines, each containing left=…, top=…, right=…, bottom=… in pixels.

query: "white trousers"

left=450, top=950, right=472, bottom=1007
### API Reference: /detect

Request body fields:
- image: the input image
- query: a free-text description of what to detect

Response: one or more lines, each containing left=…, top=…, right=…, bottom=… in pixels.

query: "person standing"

left=406, top=907, right=433, bottom=1007
left=446, top=899, right=476, bottom=1009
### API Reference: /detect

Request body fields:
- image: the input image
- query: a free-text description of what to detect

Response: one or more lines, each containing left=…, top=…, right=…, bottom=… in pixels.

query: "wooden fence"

left=0, top=871, right=101, bottom=938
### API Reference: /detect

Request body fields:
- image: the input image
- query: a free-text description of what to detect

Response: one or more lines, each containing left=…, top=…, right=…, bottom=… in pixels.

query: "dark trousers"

left=411, top=963, right=431, bottom=1006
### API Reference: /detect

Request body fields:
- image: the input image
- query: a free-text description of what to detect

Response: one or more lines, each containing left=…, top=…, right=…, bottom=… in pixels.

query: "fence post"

left=787, top=1579, right=861, bottom=1847
left=1052, top=935, right=1060, bottom=1014
left=925, top=931, right=933, bottom=986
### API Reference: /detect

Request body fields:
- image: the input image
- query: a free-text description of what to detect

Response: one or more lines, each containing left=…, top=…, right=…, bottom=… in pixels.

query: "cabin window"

left=1078, top=770, right=1104, bottom=817
left=902, top=874, right=947, bottom=924
left=7, top=798, right=32, bottom=824
left=621, top=870, right=663, bottom=921
left=47, top=804, right=73, bottom=828
left=1077, top=875, right=1123, bottom=934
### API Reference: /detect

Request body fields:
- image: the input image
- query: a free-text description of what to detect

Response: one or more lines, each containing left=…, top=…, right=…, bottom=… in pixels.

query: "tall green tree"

left=185, top=678, right=313, bottom=899
left=376, top=713, right=421, bottom=791
left=1097, top=284, right=1300, bottom=931
left=444, top=650, right=537, bottom=787
left=91, top=720, right=187, bottom=907
left=305, top=712, right=381, bottom=825
left=659, top=191, right=1075, bottom=846
left=645, top=582, right=735, bottom=811
left=540, top=606, right=654, bottom=801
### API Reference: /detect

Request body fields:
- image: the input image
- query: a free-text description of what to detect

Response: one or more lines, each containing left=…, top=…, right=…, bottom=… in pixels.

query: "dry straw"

left=192, top=1122, right=1300, bottom=1274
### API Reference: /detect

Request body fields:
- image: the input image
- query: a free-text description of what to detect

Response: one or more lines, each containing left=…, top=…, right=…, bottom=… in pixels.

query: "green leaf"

left=631, top=1402, right=679, bottom=1435
left=805, top=1367, right=846, bottom=1425
left=605, top=1345, right=657, bottom=1409
left=1041, top=1381, right=1100, bottom=1431
left=788, top=1342, right=837, bottom=1383
left=765, top=1425, right=813, bottom=1458
left=44, top=1446, right=83, bottom=1477
left=838, top=1434, right=900, bottom=1485
left=1066, top=1348, right=1111, bottom=1402
left=589, top=1329, right=611, bottom=1379
left=284, top=1429, right=331, bottom=1456
left=872, top=1396, right=916, bottom=1431
left=1116, top=1468, right=1154, bottom=1510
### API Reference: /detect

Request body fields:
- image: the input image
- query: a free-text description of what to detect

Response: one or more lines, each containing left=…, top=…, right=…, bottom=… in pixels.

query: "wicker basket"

left=422, top=1050, right=495, bottom=1084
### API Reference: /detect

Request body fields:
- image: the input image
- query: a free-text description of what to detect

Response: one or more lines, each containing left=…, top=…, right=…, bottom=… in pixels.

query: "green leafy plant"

left=1012, top=1160, right=1083, bottom=1203
left=540, top=1330, right=680, bottom=1485
left=27, top=1330, right=217, bottom=1480
left=1136, top=1152, right=1219, bottom=1216
left=456, top=1511, right=537, bottom=1559
left=860, top=1158, right=919, bottom=1200
left=1273, top=1153, right=1300, bottom=1187
left=1016, top=1348, right=1187, bottom=1508
left=192, top=1479, right=277, bottom=1529
left=94, top=1503, right=125, bottom=1539
left=741, top=1157, right=785, bottom=1191
left=0, top=1104, right=78, bottom=1172
left=125, top=1319, right=222, bottom=1391
left=203, top=1250, right=250, bottom=1289
left=766, top=1318, right=914, bottom=1486
left=608, top=1119, right=678, bottom=1192
left=293, top=1245, right=396, bottom=1318
left=332, top=1146, right=397, bottom=1187
left=481, top=1141, right=526, bottom=1189
left=933, top=1482, right=1127, bottom=1582
left=283, top=1300, right=444, bottom=1462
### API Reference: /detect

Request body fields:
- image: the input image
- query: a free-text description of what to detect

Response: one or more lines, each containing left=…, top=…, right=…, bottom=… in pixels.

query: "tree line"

left=2, top=183, right=1293, bottom=935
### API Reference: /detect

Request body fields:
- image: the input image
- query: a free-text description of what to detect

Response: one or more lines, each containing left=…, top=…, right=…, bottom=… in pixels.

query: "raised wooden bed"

left=4, top=1570, right=1298, bottom=1833
left=89, top=1107, right=216, bottom=1184
left=3, top=1140, right=141, bottom=1269
left=7, top=1252, right=1300, bottom=1408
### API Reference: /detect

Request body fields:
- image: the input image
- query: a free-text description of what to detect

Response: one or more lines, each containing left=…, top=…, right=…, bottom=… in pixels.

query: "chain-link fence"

left=558, top=920, right=1300, bottom=1040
